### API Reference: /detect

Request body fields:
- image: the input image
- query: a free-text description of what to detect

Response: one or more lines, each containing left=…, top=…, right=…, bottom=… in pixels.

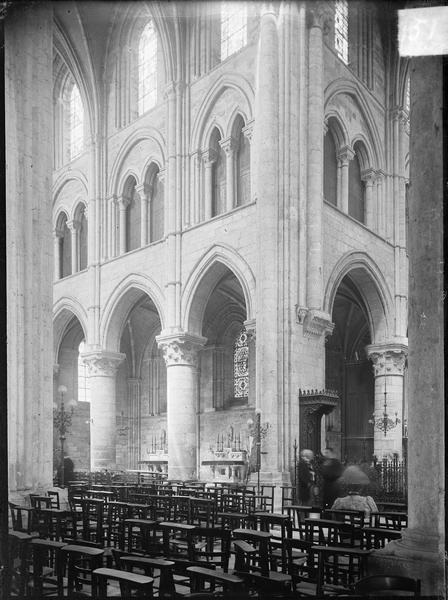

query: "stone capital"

left=54, top=226, right=64, bottom=239
left=66, top=219, right=81, bottom=233
left=135, top=183, right=150, bottom=199
left=158, top=169, right=166, bottom=184
left=219, top=136, right=238, bottom=156
left=242, top=121, right=254, bottom=143
left=337, top=145, right=355, bottom=165
left=366, top=342, right=408, bottom=376
left=307, top=2, right=330, bottom=31
left=80, top=350, right=126, bottom=377
left=156, top=332, right=207, bottom=367
left=244, top=318, right=256, bottom=342
left=201, top=148, right=217, bottom=166
left=301, top=308, right=335, bottom=339
left=117, top=195, right=130, bottom=210
left=361, top=168, right=376, bottom=185
left=164, top=81, right=176, bottom=101
left=107, top=194, right=117, bottom=205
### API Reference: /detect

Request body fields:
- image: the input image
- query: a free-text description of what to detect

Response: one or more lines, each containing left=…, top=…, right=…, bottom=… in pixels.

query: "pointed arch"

left=324, top=251, right=394, bottom=344
left=53, top=296, right=89, bottom=362
left=182, top=244, right=256, bottom=336
left=100, top=274, right=166, bottom=352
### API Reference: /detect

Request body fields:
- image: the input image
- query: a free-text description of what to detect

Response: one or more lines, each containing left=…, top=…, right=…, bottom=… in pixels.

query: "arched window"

left=150, top=170, right=164, bottom=243
left=233, top=327, right=249, bottom=399
left=60, top=214, right=72, bottom=278
left=125, top=179, right=141, bottom=252
left=79, top=206, right=88, bottom=271
left=334, top=0, right=348, bottom=64
left=221, top=2, right=247, bottom=61
left=234, top=117, right=251, bottom=207
left=348, top=149, right=364, bottom=223
left=138, top=21, right=158, bottom=115
left=69, top=84, right=84, bottom=159
left=324, top=131, right=338, bottom=206
left=211, top=129, right=226, bottom=217
left=405, top=75, right=410, bottom=113
left=78, top=340, right=90, bottom=403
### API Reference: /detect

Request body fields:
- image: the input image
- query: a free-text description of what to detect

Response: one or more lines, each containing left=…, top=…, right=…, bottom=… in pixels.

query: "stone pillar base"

left=368, top=530, right=446, bottom=597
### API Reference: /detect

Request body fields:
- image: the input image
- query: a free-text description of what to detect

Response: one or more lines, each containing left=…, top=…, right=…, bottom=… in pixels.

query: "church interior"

left=3, top=1, right=445, bottom=597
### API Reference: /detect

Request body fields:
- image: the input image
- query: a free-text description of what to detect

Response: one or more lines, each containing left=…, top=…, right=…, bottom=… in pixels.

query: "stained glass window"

left=234, top=327, right=249, bottom=398
left=138, top=21, right=158, bottom=115
left=335, top=0, right=349, bottom=64
left=221, top=2, right=247, bottom=61
left=405, top=76, right=410, bottom=113
left=69, top=84, right=84, bottom=159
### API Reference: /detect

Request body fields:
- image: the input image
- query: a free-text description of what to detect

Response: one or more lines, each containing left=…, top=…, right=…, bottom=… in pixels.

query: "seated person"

left=330, top=485, right=378, bottom=522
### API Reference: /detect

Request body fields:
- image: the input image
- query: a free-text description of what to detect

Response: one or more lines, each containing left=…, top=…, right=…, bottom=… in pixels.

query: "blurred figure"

left=331, top=464, right=378, bottom=521
left=320, top=447, right=343, bottom=508
left=298, top=449, right=315, bottom=504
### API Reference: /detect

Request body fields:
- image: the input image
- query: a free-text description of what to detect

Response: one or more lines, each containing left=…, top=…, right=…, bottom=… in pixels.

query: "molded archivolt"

left=182, top=245, right=256, bottom=336
left=324, top=78, right=385, bottom=170
left=53, top=172, right=89, bottom=211
left=323, top=251, right=393, bottom=344
left=325, top=111, right=349, bottom=149
left=108, top=128, right=166, bottom=197
left=190, top=73, right=255, bottom=152
left=53, top=296, right=89, bottom=362
left=100, top=274, right=166, bottom=352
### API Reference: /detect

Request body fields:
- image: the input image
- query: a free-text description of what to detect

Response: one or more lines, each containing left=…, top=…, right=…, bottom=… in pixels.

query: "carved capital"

left=156, top=332, right=207, bottom=367
left=135, top=183, right=150, bottom=199
left=66, top=219, right=81, bottom=233
left=337, top=145, right=355, bottom=165
left=295, top=306, right=308, bottom=325
left=366, top=343, right=408, bottom=376
left=307, top=2, right=330, bottom=31
left=242, top=121, right=254, bottom=143
left=117, top=195, right=130, bottom=210
left=244, top=318, right=256, bottom=343
left=164, top=81, right=176, bottom=101
left=301, top=309, right=334, bottom=339
left=80, top=350, right=126, bottom=376
left=361, top=168, right=376, bottom=185
left=202, top=148, right=217, bottom=166
left=219, top=136, right=238, bottom=156
left=158, top=169, right=166, bottom=184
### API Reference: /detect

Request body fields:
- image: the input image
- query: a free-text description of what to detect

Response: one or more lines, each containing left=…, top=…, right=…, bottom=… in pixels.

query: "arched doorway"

left=54, top=316, right=90, bottom=475
left=326, top=274, right=374, bottom=462
left=116, top=293, right=165, bottom=470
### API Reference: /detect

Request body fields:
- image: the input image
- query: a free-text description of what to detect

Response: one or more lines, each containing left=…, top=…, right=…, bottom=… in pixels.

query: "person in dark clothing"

left=59, top=456, right=74, bottom=487
left=321, top=447, right=343, bottom=508
left=297, top=449, right=315, bottom=504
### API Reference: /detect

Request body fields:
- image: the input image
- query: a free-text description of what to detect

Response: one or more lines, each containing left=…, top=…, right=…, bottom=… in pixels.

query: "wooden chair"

left=191, top=527, right=232, bottom=572
left=80, top=497, right=105, bottom=544
left=370, top=510, right=408, bottom=530
left=284, top=504, right=322, bottom=537
left=250, top=512, right=293, bottom=572
left=304, top=517, right=357, bottom=547
left=187, top=566, right=245, bottom=599
left=124, top=517, right=158, bottom=555
left=362, top=526, right=402, bottom=549
left=47, top=490, right=61, bottom=509
left=92, top=566, right=154, bottom=598
left=60, top=544, right=104, bottom=598
left=280, top=486, right=296, bottom=512
left=314, top=545, right=371, bottom=597
left=29, top=538, right=66, bottom=598
left=8, top=531, right=34, bottom=597
left=9, top=502, right=38, bottom=535
left=284, top=537, right=319, bottom=597
left=118, top=553, right=177, bottom=600
left=352, top=574, right=421, bottom=597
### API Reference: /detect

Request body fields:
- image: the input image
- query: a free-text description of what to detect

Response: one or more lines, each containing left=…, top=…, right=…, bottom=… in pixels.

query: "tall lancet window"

left=69, top=84, right=84, bottom=160
left=138, top=21, right=158, bottom=115
left=221, top=2, right=247, bottom=61
left=233, top=327, right=249, bottom=399
left=78, top=341, right=90, bottom=403
left=335, top=0, right=349, bottom=64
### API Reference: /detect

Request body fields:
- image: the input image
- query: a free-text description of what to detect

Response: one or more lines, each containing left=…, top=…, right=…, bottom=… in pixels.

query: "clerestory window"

left=335, top=0, right=349, bottom=64
left=138, top=21, right=158, bottom=115
left=221, top=2, right=247, bottom=61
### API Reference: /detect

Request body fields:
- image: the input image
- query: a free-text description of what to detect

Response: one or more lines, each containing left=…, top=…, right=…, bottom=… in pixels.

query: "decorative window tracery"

left=221, top=2, right=247, bottom=61
left=233, top=327, right=249, bottom=398
left=335, top=0, right=349, bottom=64
left=138, top=21, right=158, bottom=115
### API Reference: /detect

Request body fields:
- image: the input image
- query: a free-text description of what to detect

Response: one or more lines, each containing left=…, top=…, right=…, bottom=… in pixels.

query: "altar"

left=201, top=449, right=248, bottom=483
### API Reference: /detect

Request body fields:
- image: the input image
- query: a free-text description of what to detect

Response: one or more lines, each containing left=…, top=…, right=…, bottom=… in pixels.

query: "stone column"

left=118, top=196, right=129, bottom=255
left=306, top=5, right=325, bottom=310
left=6, top=3, right=54, bottom=495
left=220, top=136, right=237, bottom=212
left=338, top=146, right=354, bottom=214
left=136, top=184, right=149, bottom=247
left=127, top=378, right=141, bottom=470
left=362, top=169, right=376, bottom=231
left=369, top=56, right=445, bottom=596
left=81, top=351, right=125, bottom=470
left=67, top=219, right=80, bottom=274
left=202, top=149, right=216, bottom=221
left=107, top=195, right=117, bottom=258
left=375, top=171, right=385, bottom=236
left=53, top=228, right=63, bottom=281
left=157, top=332, right=206, bottom=480
left=367, top=343, right=407, bottom=459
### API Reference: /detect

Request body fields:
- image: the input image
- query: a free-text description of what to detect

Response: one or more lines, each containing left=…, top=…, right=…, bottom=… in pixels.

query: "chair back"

left=92, top=566, right=154, bottom=599
left=61, top=544, right=104, bottom=597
